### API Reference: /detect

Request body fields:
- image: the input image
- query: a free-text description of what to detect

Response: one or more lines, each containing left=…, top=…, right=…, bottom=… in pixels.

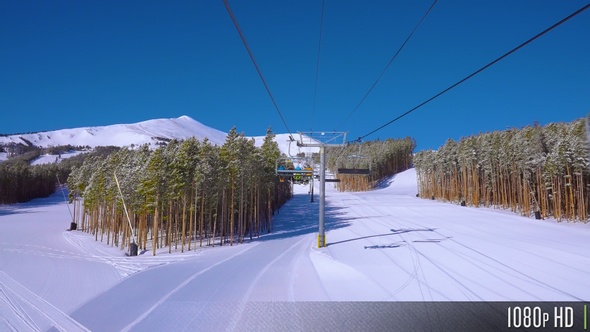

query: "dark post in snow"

left=298, top=132, right=347, bottom=248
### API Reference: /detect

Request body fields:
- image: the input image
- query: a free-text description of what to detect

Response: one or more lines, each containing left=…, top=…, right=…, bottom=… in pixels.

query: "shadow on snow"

left=255, top=193, right=352, bottom=242
left=0, top=188, right=71, bottom=217
left=327, top=228, right=437, bottom=247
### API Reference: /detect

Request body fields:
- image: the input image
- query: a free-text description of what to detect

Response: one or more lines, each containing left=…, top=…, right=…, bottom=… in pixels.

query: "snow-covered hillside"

left=0, top=116, right=317, bottom=160
left=29, top=151, right=86, bottom=166
left=0, top=116, right=227, bottom=148
left=1, top=168, right=589, bottom=331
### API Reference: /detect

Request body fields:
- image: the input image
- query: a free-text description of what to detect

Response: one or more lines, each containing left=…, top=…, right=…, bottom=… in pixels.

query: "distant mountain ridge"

left=0, top=116, right=228, bottom=148
left=0, top=116, right=322, bottom=158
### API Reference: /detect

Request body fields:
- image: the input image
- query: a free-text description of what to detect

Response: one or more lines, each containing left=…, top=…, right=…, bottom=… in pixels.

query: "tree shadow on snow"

left=373, top=174, right=397, bottom=189
left=1, top=187, right=71, bottom=212
left=0, top=205, right=29, bottom=217
left=255, top=193, right=352, bottom=242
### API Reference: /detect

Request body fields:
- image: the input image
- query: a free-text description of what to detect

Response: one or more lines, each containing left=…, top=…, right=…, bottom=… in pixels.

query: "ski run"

left=1, top=168, right=589, bottom=331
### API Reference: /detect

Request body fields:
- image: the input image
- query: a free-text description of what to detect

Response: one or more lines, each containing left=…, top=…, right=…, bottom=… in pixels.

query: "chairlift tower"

left=297, top=131, right=347, bottom=248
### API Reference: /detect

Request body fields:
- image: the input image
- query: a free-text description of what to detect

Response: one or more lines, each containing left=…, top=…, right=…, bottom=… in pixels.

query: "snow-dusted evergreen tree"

left=220, top=127, right=240, bottom=245
left=194, top=138, right=221, bottom=247
left=260, top=127, right=287, bottom=233
left=169, top=138, right=200, bottom=252
left=415, top=118, right=589, bottom=222
left=65, top=127, right=299, bottom=255
left=139, top=146, right=167, bottom=255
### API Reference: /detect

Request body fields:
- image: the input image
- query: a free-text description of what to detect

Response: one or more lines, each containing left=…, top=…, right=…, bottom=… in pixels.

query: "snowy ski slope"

left=0, top=169, right=589, bottom=330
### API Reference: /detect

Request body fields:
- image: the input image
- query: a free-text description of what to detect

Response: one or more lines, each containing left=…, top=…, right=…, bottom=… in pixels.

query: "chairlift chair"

left=276, top=156, right=315, bottom=184
left=336, top=153, right=371, bottom=175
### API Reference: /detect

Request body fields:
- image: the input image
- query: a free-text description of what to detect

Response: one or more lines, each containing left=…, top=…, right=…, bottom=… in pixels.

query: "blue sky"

left=1, top=0, right=588, bottom=150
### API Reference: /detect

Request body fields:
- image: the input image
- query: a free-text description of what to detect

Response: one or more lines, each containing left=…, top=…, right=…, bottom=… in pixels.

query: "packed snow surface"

left=1, top=168, right=589, bottom=331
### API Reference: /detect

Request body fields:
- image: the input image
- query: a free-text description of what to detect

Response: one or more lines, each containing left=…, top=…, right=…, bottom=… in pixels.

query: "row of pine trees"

left=0, top=145, right=112, bottom=204
left=326, top=137, right=416, bottom=191
left=0, top=160, right=67, bottom=204
left=66, top=128, right=292, bottom=255
left=414, top=119, right=589, bottom=222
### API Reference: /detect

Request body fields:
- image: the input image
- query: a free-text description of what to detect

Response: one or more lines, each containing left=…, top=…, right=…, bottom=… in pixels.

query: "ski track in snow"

left=120, top=243, right=259, bottom=332
left=0, top=271, right=90, bottom=332
left=392, top=205, right=585, bottom=301
left=354, top=201, right=492, bottom=301
left=323, top=179, right=590, bottom=301
left=62, top=231, right=194, bottom=278
left=225, top=237, right=310, bottom=331
left=326, top=200, right=450, bottom=301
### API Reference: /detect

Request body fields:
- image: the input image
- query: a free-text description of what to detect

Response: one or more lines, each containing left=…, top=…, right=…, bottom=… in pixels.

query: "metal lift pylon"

left=297, top=131, right=347, bottom=248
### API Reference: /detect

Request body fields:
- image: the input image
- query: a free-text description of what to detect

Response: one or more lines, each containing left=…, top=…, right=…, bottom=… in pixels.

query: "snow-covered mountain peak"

left=177, top=115, right=193, bottom=121
left=0, top=116, right=227, bottom=148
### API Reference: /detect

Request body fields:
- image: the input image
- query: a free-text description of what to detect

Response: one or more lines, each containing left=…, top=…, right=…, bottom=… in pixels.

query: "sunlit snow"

left=29, top=151, right=86, bottom=166
left=0, top=116, right=227, bottom=148
left=0, top=169, right=589, bottom=331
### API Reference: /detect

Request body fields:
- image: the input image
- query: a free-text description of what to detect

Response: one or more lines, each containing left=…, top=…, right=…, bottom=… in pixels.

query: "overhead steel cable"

left=357, top=3, right=590, bottom=142
left=337, top=0, right=438, bottom=130
left=223, top=0, right=295, bottom=140
left=311, top=0, right=326, bottom=133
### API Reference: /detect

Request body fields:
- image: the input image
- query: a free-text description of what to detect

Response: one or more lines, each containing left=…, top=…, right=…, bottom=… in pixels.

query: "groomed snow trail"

left=1, top=168, right=590, bottom=330
left=321, top=169, right=590, bottom=301
left=70, top=192, right=329, bottom=331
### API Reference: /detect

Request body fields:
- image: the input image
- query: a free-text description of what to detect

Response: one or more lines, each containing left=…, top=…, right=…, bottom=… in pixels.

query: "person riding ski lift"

left=294, top=166, right=302, bottom=183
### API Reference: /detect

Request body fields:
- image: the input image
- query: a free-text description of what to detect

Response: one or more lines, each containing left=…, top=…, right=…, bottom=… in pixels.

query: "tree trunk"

left=153, top=198, right=159, bottom=256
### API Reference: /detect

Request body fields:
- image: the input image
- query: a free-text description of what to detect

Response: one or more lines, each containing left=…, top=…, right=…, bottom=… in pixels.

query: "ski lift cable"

left=356, top=3, right=590, bottom=142
left=223, top=0, right=295, bottom=140
left=337, top=0, right=438, bottom=131
left=311, top=0, right=326, bottom=133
